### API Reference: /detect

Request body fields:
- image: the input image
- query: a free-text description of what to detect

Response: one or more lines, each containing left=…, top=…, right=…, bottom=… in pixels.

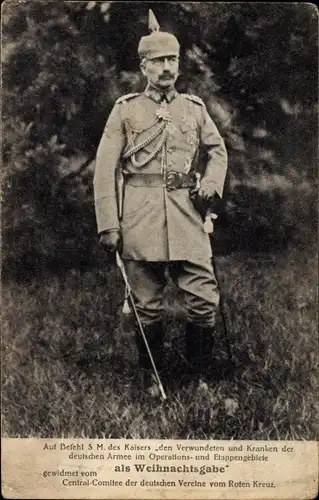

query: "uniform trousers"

left=123, top=259, right=219, bottom=328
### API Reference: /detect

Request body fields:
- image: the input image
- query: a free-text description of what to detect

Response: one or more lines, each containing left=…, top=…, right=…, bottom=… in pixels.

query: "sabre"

left=203, top=208, right=234, bottom=363
left=190, top=174, right=233, bottom=361
left=115, top=252, right=167, bottom=400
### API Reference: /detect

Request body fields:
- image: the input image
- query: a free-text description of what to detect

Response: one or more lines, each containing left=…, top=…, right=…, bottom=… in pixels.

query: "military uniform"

left=93, top=11, right=228, bottom=387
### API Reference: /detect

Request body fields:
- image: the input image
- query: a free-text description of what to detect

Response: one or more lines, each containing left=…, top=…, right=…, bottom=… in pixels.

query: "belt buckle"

left=166, top=171, right=182, bottom=191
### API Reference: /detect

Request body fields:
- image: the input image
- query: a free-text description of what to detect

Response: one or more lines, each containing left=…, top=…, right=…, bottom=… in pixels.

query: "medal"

left=156, top=106, right=172, bottom=122
left=187, top=133, right=198, bottom=146
left=166, top=121, right=177, bottom=136
left=181, top=115, right=197, bottom=131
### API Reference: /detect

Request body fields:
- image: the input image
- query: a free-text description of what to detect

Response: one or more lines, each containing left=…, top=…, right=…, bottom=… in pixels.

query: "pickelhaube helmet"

left=138, top=10, right=180, bottom=60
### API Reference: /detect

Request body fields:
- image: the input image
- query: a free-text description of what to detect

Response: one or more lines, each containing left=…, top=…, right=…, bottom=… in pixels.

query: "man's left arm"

left=199, top=105, right=228, bottom=200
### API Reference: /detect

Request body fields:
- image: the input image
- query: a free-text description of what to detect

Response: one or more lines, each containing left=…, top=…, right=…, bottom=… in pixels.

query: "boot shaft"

left=135, top=321, right=164, bottom=371
left=185, top=323, right=215, bottom=376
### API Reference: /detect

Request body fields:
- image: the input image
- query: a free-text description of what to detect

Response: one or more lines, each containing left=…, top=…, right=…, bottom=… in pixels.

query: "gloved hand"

left=189, top=178, right=219, bottom=220
left=99, top=230, right=122, bottom=253
left=197, top=179, right=218, bottom=204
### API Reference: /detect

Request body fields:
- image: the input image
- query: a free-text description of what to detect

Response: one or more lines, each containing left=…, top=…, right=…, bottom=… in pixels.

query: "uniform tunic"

left=94, top=87, right=228, bottom=263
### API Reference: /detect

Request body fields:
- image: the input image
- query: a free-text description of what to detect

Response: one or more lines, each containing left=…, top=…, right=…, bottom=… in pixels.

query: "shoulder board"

left=181, top=94, right=205, bottom=106
left=116, top=93, right=140, bottom=104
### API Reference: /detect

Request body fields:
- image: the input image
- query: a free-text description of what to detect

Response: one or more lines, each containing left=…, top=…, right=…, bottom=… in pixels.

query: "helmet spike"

left=138, top=10, right=179, bottom=59
left=148, top=9, right=160, bottom=33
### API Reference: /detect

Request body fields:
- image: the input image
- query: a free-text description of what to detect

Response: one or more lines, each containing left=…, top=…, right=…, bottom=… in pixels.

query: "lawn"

left=1, top=249, right=318, bottom=439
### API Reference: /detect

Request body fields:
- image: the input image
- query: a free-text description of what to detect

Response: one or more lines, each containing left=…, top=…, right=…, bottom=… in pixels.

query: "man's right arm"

left=93, top=103, right=125, bottom=235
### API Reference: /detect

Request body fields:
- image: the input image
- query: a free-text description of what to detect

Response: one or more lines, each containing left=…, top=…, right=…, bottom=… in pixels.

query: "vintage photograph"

left=2, top=2, right=318, bottom=440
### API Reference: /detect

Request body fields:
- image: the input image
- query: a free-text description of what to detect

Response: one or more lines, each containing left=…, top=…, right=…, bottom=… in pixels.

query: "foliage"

left=2, top=2, right=318, bottom=276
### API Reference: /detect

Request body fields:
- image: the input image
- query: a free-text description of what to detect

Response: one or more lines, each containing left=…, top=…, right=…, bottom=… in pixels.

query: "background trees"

left=2, top=2, right=318, bottom=278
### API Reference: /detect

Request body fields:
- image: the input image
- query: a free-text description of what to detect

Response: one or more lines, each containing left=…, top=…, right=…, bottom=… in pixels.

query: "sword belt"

left=124, top=171, right=197, bottom=191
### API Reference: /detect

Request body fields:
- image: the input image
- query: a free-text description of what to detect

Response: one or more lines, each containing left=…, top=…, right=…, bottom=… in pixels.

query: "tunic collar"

left=144, top=85, right=178, bottom=103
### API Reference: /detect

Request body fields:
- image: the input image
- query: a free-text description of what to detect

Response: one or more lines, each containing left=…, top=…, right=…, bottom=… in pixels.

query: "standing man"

left=94, top=10, right=228, bottom=395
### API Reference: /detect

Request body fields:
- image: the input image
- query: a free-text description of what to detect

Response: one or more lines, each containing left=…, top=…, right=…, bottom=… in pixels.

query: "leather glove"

left=99, top=230, right=122, bottom=253
left=197, top=179, right=218, bottom=204
left=190, top=179, right=219, bottom=220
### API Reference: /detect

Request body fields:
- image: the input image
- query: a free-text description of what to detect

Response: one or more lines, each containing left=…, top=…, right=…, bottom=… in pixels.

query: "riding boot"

left=185, top=323, right=215, bottom=382
left=135, top=321, right=164, bottom=396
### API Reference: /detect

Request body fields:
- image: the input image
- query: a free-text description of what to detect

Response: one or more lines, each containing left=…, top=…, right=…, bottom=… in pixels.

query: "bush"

left=214, top=179, right=317, bottom=254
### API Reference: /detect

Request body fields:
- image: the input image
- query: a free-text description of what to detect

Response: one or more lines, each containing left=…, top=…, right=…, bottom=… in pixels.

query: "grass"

left=1, top=248, right=318, bottom=439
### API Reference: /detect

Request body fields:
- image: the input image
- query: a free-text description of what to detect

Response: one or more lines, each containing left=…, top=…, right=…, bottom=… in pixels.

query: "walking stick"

left=204, top=208, right=234, bottom=363
left=115, top=252, right=167, bottom=400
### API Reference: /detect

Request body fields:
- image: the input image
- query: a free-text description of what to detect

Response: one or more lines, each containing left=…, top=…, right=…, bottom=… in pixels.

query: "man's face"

left=141, top=55, right=179, bottom=91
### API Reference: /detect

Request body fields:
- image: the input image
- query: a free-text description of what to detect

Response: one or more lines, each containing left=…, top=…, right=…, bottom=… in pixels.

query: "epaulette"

left=181, top=94, right=205, bottom=106
left=116, top=93, right=140, bottom=104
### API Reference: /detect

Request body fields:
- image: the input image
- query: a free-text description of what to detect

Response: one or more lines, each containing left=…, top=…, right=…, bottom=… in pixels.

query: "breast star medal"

left=156, top=106, right=172, bottom=122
